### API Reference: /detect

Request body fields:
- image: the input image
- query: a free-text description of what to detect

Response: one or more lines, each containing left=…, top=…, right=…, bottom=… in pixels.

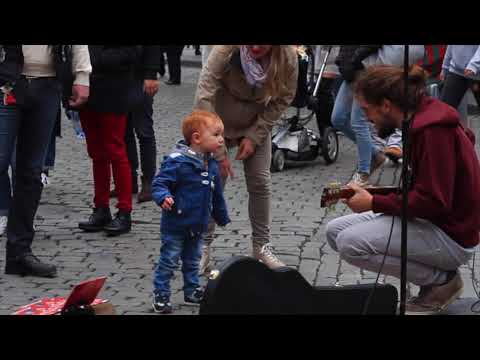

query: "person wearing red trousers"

left=78, top=45, right=142, bottom=236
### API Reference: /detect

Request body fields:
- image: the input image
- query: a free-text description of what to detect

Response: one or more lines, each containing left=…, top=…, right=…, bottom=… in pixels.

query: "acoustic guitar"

left=321, top=183, right=399, bottom=208
left=200, top=256, right=398, bottom=315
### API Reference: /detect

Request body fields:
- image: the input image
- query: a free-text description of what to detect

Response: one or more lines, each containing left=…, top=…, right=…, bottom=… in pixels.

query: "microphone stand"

left=399, top=45, right=410, bottom=315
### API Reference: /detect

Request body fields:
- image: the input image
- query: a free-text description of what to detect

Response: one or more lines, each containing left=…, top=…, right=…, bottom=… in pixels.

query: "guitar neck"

left=339, top=186, right=398, bottom=199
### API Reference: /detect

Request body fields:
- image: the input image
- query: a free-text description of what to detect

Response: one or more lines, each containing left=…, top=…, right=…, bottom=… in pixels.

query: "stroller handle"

left=312, top=45, right=333, bottom=98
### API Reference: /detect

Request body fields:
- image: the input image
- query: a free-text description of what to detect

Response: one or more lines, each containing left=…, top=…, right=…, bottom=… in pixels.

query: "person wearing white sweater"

left=0, top=45, right=91, bottom=278
left=441, top=45, right=480, bottom=127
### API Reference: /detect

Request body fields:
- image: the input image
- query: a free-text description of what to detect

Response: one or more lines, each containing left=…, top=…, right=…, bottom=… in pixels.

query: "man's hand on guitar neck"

left=344, top=183, right=373, bottom=213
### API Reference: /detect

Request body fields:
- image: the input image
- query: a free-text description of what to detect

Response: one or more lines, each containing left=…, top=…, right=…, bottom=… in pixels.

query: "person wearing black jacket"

left=165, top=45, right=185, bottom=85
left=0, top=45, right=91, bottom=278
left=113, top=46, right=162, bottom=203
left=78, top=45, right=141, bottom=236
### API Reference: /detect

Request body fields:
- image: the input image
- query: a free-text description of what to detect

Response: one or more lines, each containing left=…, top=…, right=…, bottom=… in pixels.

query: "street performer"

left=326, top=64, right=480, bottom=315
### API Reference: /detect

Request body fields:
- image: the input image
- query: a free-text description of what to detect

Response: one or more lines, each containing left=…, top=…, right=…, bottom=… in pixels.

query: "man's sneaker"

left=253, top=243, right=286, bottom=269
left=405, top=271, right=463, bottom=315
left=184, top=287, right=204, bottom=305
left=0, top=216, right=7, bottom=236
left=5, top=254, right=57, bottom=278
left=370, top=151, right=388, bottom=175
left=41, top=172, right=49, bottom=187
left=199, top=244, right=211, bottom=275
left=384, top=146, right=403, bottom=163
left=348, top=172, right=370, bottom=187
left=152, top=293, right=173, bottom=314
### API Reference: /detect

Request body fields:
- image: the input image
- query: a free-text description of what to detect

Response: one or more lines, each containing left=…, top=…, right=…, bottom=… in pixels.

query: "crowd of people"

left=0, top=44, right=479, bottom=315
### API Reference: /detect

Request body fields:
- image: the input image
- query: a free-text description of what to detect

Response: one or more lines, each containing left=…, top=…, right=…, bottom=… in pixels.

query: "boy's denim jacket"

left=152, top=141, right=231, bottom=234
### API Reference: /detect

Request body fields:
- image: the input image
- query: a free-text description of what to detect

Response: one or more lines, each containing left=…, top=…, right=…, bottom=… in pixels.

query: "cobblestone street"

left=1, top=57, right=479, bottom=315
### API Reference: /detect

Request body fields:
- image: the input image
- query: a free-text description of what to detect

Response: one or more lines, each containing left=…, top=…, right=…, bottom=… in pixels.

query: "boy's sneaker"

left=76, top=132, right=86, bottom=140
left=152, top=293, right=173, bottom=314
left=0, top=216, right=7, bottom=236
left=184, top=287, right=204, bottom=305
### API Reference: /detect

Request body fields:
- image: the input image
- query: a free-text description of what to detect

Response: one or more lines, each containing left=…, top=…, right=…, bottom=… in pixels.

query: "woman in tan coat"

left=194, top=45, right=298, bottom=273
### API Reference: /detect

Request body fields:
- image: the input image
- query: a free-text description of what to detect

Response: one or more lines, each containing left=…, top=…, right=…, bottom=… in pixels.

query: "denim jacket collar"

left=175, top=140, right=211, bottom=166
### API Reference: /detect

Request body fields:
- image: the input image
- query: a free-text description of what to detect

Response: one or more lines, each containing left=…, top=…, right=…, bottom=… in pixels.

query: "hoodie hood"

left=410, top=96, right=461, bottom=134
left=169, top=139, right=212, bottom=168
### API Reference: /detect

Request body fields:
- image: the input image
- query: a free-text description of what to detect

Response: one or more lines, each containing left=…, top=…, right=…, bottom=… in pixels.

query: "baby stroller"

left=271, top=45, right=339, bottom=172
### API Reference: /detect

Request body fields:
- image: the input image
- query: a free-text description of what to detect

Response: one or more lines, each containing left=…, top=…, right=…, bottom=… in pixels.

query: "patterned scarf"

left=240, top=45, right=269, bottom=88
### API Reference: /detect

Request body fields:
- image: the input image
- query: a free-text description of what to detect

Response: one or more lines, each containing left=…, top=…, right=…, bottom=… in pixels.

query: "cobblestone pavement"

left=0, top=64, right=479, bottom=315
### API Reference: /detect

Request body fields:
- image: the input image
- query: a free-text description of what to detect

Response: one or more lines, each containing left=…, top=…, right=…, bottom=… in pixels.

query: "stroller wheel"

left=321, top=127, right=339, bottom=164
left=271, top=149, right=286, bottom=172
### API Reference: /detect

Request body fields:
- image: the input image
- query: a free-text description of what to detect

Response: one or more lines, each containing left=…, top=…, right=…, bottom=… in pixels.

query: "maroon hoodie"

left=372, top=97, right=480, bottom=248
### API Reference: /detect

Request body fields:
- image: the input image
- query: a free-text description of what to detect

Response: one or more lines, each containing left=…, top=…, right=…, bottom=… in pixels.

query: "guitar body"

left=200, top=256, right=398, bottom=315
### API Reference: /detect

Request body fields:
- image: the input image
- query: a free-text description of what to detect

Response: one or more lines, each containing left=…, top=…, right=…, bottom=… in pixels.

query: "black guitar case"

left=200, top=256, right=398, bottom=315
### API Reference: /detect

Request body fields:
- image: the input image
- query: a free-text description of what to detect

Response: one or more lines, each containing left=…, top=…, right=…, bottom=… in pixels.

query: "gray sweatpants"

left=326, top=211, right=475, bottom=286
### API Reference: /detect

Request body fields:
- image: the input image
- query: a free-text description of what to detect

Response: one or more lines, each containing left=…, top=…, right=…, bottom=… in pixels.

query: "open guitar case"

left=199, top=256, right=398, bottom=315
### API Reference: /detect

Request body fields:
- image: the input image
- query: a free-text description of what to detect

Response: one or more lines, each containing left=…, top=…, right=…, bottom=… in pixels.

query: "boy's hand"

left=161, top=197, right=174, bottom=211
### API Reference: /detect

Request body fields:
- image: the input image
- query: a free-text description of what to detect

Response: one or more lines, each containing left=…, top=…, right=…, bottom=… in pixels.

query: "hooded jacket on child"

left=152, top=141, right=231, bottom=235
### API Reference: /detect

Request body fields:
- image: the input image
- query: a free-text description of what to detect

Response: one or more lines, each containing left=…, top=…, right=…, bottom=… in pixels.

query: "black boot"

left=104, top=211, right=131, bottom=236
left=5, top=253, right=57, bottom=278
left=137, top=176, right=153, bottom=203
left=78, top=207, right=112, bottom=232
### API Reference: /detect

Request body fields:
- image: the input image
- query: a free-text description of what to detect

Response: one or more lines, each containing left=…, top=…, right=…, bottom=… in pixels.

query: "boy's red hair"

left=182, top=110, right=223, bottom=143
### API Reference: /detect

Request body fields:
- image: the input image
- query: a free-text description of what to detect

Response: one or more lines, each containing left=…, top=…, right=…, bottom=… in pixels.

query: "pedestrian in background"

left=165, top=45, right=184, bottom=85
left=78, top=45, right=141, bottom=237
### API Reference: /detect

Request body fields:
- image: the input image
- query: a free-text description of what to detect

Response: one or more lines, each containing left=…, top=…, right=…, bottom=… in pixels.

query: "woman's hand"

left=144, top=79, right=160, bottom=97
left=219, top=157, right=235, bottom=179
left=464, top=69, right=476, bottom=78
left=235, top=138, right=256, bottom=161
left=161, top=197, right=174, bottom=211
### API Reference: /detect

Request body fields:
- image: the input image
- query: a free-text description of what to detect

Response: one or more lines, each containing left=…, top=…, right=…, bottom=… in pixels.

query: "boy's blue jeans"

left=153, top=230, right=203, bottom=298
left=331, top=81, right=381, bottom=174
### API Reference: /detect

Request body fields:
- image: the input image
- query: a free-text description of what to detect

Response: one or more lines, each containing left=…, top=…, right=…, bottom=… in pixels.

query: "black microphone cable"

left=361, top=215, right=395, bottom=315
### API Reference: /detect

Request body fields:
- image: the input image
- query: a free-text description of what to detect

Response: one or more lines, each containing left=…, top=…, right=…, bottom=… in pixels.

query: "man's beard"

left=375, top=114, right=398, bottom=139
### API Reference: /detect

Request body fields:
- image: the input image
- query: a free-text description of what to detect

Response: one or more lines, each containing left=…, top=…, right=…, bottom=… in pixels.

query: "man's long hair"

left=353, top=64, right=428, bottom=112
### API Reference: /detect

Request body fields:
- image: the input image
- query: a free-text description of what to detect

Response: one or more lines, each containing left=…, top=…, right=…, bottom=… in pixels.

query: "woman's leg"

left=331, top=81, right=356, bottom=142
left=351, top=97, right=375, bottom=175
left=243, top=135, right=284, bottom=268
left=80, top=109, right=111, bottom=209
left=100, top=112, right=132, bottom=213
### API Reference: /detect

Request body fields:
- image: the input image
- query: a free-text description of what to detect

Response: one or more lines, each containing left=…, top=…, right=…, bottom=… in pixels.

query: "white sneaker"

left=253, top=243, right=286, bottom=269
left=0, top=216, right=7, bottom=236
left=41, top=172, right=49, bottom=187
left=199, top=244, right=211, bottom=275
left=348, top=172, right=370, bottom=188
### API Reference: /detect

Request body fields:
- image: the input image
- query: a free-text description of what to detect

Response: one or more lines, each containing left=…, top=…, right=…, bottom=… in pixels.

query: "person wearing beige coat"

left=194, top=45, right=298, bottom=272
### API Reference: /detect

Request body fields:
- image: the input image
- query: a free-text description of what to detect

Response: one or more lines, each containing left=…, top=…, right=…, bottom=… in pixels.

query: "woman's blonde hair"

left=229, top=45, right=294, bottom=103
